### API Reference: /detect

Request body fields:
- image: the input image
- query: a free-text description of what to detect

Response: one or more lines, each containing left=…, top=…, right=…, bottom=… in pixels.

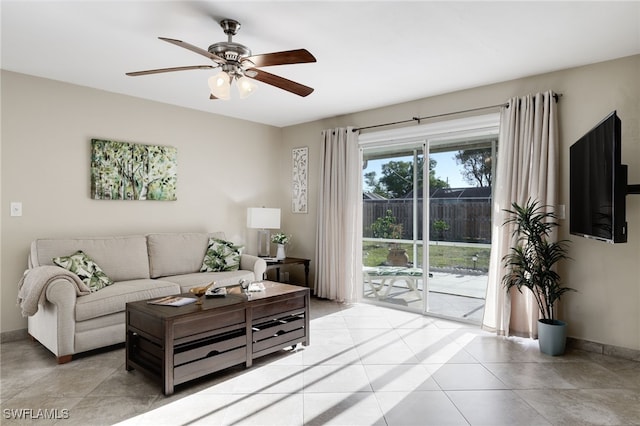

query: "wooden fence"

left=363, top=198, right=492, bottom=243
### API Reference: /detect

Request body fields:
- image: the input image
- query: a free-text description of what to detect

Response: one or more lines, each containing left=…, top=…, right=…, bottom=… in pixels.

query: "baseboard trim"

left=567, top=337, right=640, bottom=362
left=1, top=328, right=28, bottom=343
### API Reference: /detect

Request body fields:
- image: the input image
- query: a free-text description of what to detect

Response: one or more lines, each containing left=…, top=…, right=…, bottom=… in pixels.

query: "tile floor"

left=1, top=298, right=639, bottom=425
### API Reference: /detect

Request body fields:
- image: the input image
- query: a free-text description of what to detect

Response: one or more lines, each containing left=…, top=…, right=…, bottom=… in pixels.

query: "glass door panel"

left=361, top=142, right=427, bottom=312
left=426, top=138, right=495, bottom=323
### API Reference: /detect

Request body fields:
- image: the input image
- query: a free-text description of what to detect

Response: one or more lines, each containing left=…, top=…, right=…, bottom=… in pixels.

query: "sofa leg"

left=57, top=355, right=72, bottom=364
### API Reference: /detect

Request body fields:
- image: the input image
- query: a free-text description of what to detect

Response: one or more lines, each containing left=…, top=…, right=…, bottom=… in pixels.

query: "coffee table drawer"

left=174, top=347, right=246, bottom=385
left=251, top=295, right=305, bottom=321
left=253, top=328, right=306, bottom=354
left=253, top=315, right=305, bottom=341
left=174, top=331, right=246, bottom=366
left=173, top=307, right=245, bottom=340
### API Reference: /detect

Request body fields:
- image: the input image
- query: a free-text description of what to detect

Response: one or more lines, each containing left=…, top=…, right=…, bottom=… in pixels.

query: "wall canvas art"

left=91, top=139, right=177, bottom=201
left=292, top=146, right=308, bottom=213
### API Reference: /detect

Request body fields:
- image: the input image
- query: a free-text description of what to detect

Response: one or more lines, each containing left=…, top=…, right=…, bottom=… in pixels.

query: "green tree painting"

left=91, top=139, right=177, bottom=201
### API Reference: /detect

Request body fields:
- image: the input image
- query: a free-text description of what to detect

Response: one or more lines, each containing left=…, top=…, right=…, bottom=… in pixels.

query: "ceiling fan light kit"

left=127, top=18, right=316, bottom=100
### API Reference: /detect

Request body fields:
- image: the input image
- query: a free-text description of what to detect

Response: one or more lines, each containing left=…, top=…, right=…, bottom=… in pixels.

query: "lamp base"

left=257, top=229, right=271, bottom=257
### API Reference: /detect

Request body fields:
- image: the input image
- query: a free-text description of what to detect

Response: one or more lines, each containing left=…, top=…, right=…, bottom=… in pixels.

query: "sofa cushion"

left=200, top=238, right=243, bottom=272
left=52, top=250, right=114, bottom=292
left=31, top=236, right=150, bottom=282
left=147, top=232, right=224, bottom=278
left=161, top=270, right=255, bottom=293
left=75, top=279, right=180, bottom=322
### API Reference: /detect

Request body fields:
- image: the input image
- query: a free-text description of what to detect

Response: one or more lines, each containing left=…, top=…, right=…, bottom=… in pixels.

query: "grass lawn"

left=363, top=242, right=491, bottom=271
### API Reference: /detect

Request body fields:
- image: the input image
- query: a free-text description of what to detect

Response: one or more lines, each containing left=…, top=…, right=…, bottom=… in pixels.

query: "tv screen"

left=570, top=111, right=627, bottom=243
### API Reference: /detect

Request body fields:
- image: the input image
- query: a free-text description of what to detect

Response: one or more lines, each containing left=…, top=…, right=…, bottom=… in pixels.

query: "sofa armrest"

left=28, top=278, right=78, bottom=360
left=240, top=254, right=267, bottom=280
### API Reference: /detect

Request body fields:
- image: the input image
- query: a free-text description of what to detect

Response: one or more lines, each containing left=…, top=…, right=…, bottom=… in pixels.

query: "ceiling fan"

left=126, top=19, right=316, bottom=99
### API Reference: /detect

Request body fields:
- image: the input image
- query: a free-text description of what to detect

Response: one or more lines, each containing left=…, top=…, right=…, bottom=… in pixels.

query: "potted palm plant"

left=502, top=199, right=575, bottom=355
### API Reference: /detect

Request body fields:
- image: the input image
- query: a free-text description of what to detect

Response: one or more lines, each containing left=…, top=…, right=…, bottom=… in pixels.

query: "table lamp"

left=247, top=207, right=281, bottom=257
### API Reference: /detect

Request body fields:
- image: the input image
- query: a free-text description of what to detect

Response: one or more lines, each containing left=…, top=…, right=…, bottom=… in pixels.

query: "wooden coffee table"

left=125, top=281, right=310, bottom=395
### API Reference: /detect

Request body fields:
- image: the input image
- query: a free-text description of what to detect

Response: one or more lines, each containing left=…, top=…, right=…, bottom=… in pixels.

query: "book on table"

left=147, top=296, right=197, bottom=306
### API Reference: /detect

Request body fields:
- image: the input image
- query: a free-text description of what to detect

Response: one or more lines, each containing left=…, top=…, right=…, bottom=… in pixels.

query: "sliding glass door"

left=360, top=115, right=499, bottom=323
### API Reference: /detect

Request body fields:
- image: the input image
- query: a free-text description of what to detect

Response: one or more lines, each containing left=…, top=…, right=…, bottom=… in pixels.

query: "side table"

left=265, top=257, right=310, bottom=287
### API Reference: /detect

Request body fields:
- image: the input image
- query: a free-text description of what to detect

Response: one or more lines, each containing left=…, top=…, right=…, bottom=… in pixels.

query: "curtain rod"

left=353, top=93, right=562, bottom=133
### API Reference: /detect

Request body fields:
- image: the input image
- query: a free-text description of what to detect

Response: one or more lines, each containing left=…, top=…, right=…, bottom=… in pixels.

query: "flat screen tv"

left=570, top=111, right=627, bottom=243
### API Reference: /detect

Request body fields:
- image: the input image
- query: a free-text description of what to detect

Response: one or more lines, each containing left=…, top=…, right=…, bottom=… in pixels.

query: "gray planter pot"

left=538, top=319, right=567, bottom=356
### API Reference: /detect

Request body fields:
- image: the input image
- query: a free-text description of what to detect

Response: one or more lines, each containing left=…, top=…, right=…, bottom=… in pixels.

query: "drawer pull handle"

left=207, top=350, right=220, bottom=358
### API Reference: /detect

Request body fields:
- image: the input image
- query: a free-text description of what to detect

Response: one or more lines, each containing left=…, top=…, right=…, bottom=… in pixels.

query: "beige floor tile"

left=115, top=393, right=236, bottom=426
left=303, top=364, right=372, bottom=393
left=516, top=388, right=640, bottom=425
left=304, top=392, right=385, bottom=426
left=301, top=343, right=361, bottom=366
left=447, top=389, right=552, bottom=425
left=226, top=364, right=305, bottom=394
left=221, top=393, right=304, bottom=426
left=376, top=390, right=469, bottom=425
left=549, top=361, right=640, bottom=389
left=311, top=328, right=354, bottom=346
left=427, top=363, right=507, bottom=390
left=484, top=362, right=577, bottom=389
left=364, top=364, right=440, bottom=392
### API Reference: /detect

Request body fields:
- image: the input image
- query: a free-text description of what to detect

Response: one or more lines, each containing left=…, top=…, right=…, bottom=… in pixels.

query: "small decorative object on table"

left=205, top=286, right=227, bottom=298
left=271, top=232, right=291, bottom=260
left=189, top=282, right=216, bottom=304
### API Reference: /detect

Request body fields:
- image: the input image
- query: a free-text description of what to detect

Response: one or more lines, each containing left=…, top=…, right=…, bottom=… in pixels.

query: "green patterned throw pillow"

left=52, top=250, right=114, bottom=292
left=200, top=238, right=243, bottom=272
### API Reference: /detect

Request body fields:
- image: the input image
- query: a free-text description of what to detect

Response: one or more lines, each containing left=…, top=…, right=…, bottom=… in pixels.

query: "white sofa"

left=24, top=232, right=266, bottom=363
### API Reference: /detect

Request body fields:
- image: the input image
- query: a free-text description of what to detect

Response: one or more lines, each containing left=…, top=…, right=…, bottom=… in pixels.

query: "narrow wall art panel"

left=292, top=146, right=308, bottom=213
left=91, top=139, right=177, bottom=201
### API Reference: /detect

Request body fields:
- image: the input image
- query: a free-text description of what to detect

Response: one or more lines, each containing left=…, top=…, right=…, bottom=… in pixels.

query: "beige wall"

left=1, top=71, right=283, bottom=333
left=3, top=56, right=639, bottom=352
left=282, top=55, right=640, bottom=351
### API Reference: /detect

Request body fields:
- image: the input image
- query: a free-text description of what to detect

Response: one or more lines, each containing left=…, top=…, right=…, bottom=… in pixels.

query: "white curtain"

left=314, top=127, right=362, bottom=302
left=482, top=91, right=559, bottom=338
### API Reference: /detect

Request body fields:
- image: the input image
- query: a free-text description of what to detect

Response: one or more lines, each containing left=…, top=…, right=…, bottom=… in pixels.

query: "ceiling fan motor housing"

left=208, top=42, right=251, bottom=62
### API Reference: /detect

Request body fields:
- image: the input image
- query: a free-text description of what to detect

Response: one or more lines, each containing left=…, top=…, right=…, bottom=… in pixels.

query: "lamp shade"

left=237, top=76, right=257, bottom=99
left=247, top=208, right=281, bottom=229
left=208, top=72, right=231, bottom=100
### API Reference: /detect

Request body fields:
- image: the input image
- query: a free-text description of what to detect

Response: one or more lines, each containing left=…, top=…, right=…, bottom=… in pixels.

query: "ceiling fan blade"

left=126, top=65, right=215, bottom=76
left=248, top=68, right=314, bottom=97
left=243, top=49, right=316, bottom=68
left=159, top=37, right=226, bottom=64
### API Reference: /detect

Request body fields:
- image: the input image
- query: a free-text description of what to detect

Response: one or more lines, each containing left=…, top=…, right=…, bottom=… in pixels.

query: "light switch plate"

left=10, top=202, right=22, bottom=217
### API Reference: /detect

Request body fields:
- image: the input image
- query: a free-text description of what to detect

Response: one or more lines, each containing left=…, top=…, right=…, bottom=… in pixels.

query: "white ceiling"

left=2, top=1, right=639, bottom=128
